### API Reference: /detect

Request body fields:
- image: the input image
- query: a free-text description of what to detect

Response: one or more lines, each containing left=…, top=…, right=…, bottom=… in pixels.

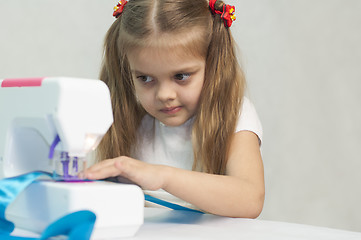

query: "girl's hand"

left=80, top=156, right=168, bottom=191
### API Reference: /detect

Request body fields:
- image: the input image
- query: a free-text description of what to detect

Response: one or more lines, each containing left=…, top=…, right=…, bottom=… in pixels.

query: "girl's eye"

left=137, top=75, right=153, bottom=83
left=174, top=73, right=191, bottom=81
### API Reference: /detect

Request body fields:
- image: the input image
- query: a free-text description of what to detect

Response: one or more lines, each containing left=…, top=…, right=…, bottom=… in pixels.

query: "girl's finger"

left=81, top=159, right=119, bottom=179
left=84, top=165, right=120, bottom=179
left=86, top=158, right=115, bottom=172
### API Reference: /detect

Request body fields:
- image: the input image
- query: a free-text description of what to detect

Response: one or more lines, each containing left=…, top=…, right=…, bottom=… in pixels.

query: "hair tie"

left=113, top=0, right=128, bottom=18
left=209, top=0, right=236, bottom=27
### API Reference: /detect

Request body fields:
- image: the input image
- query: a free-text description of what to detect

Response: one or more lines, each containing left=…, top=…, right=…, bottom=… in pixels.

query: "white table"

left=13, top=208, right=361, bottom=239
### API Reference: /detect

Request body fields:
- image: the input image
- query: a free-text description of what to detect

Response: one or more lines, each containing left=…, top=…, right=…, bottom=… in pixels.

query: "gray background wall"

left=1, top=0, right=360, bottom=233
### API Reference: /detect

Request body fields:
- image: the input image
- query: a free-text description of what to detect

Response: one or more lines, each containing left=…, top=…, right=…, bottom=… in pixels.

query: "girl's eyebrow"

left=132, top=70, right=142, bottom=74
left=172, top=66, right=201, bottom=74
left=131, top=65, right=202, bottom=76
left=132, top=70, right=150, bottom=76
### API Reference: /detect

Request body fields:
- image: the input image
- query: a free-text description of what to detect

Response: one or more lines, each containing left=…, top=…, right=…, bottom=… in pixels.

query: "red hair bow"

left=209, top=0, right=236, bottom=27
left=113, top=0, right=128, bottom=18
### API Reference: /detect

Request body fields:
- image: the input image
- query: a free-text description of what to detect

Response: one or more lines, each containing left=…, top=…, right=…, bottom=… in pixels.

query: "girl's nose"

left=156, top=81, right=176, bottom=102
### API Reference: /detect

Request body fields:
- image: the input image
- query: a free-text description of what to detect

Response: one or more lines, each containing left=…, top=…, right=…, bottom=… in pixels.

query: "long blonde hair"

left=97, top=0, right=245, bottom=175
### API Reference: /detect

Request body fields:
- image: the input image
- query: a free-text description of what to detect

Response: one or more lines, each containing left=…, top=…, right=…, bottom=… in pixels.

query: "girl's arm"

left=82, top=130, right=264, bottom=218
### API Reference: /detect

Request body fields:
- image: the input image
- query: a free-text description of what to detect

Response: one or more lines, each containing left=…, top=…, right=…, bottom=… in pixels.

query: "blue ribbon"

left=0, top=172, right=96, bottom=239
left=144, top=194, right=204, bottom=214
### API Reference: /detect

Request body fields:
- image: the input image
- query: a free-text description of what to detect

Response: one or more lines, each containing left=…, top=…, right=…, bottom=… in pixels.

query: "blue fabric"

left=39, top=210, right=95, bottom=240
left=0, top=172, right=49, bottom=234
left=0, top=172, right=96, bottom=239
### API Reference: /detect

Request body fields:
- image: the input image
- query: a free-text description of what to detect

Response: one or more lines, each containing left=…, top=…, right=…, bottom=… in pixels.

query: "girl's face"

left=128, top=46, right=205, bottom=127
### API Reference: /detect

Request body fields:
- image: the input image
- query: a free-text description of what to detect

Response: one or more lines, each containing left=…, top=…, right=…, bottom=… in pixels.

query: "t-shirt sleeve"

left=235, top=97, right=263, bottom=145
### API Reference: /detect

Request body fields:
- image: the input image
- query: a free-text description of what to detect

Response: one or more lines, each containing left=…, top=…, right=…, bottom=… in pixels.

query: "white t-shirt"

left=132, top=97, right=263, bottom=210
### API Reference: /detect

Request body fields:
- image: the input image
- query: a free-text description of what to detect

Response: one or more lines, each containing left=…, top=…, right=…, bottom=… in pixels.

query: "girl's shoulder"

left=236, top=97, right=263, bottom=144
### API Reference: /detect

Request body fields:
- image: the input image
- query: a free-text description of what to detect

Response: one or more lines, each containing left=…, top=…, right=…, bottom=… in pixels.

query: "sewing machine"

left=0, top=77, right=144, bottom=238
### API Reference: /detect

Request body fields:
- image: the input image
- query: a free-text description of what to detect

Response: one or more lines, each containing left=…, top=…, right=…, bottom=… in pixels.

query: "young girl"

left=82, top=0, right=264, bottom=218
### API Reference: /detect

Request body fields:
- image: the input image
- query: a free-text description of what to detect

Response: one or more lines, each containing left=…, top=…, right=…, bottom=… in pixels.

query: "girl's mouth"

left=160, top=106, right=182, bottom=114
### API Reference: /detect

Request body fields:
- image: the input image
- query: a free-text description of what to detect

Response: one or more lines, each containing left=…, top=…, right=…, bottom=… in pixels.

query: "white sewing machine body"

left=6, top=180, right=144, bottom=239
left=0, top=77, right=144, bottom=239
